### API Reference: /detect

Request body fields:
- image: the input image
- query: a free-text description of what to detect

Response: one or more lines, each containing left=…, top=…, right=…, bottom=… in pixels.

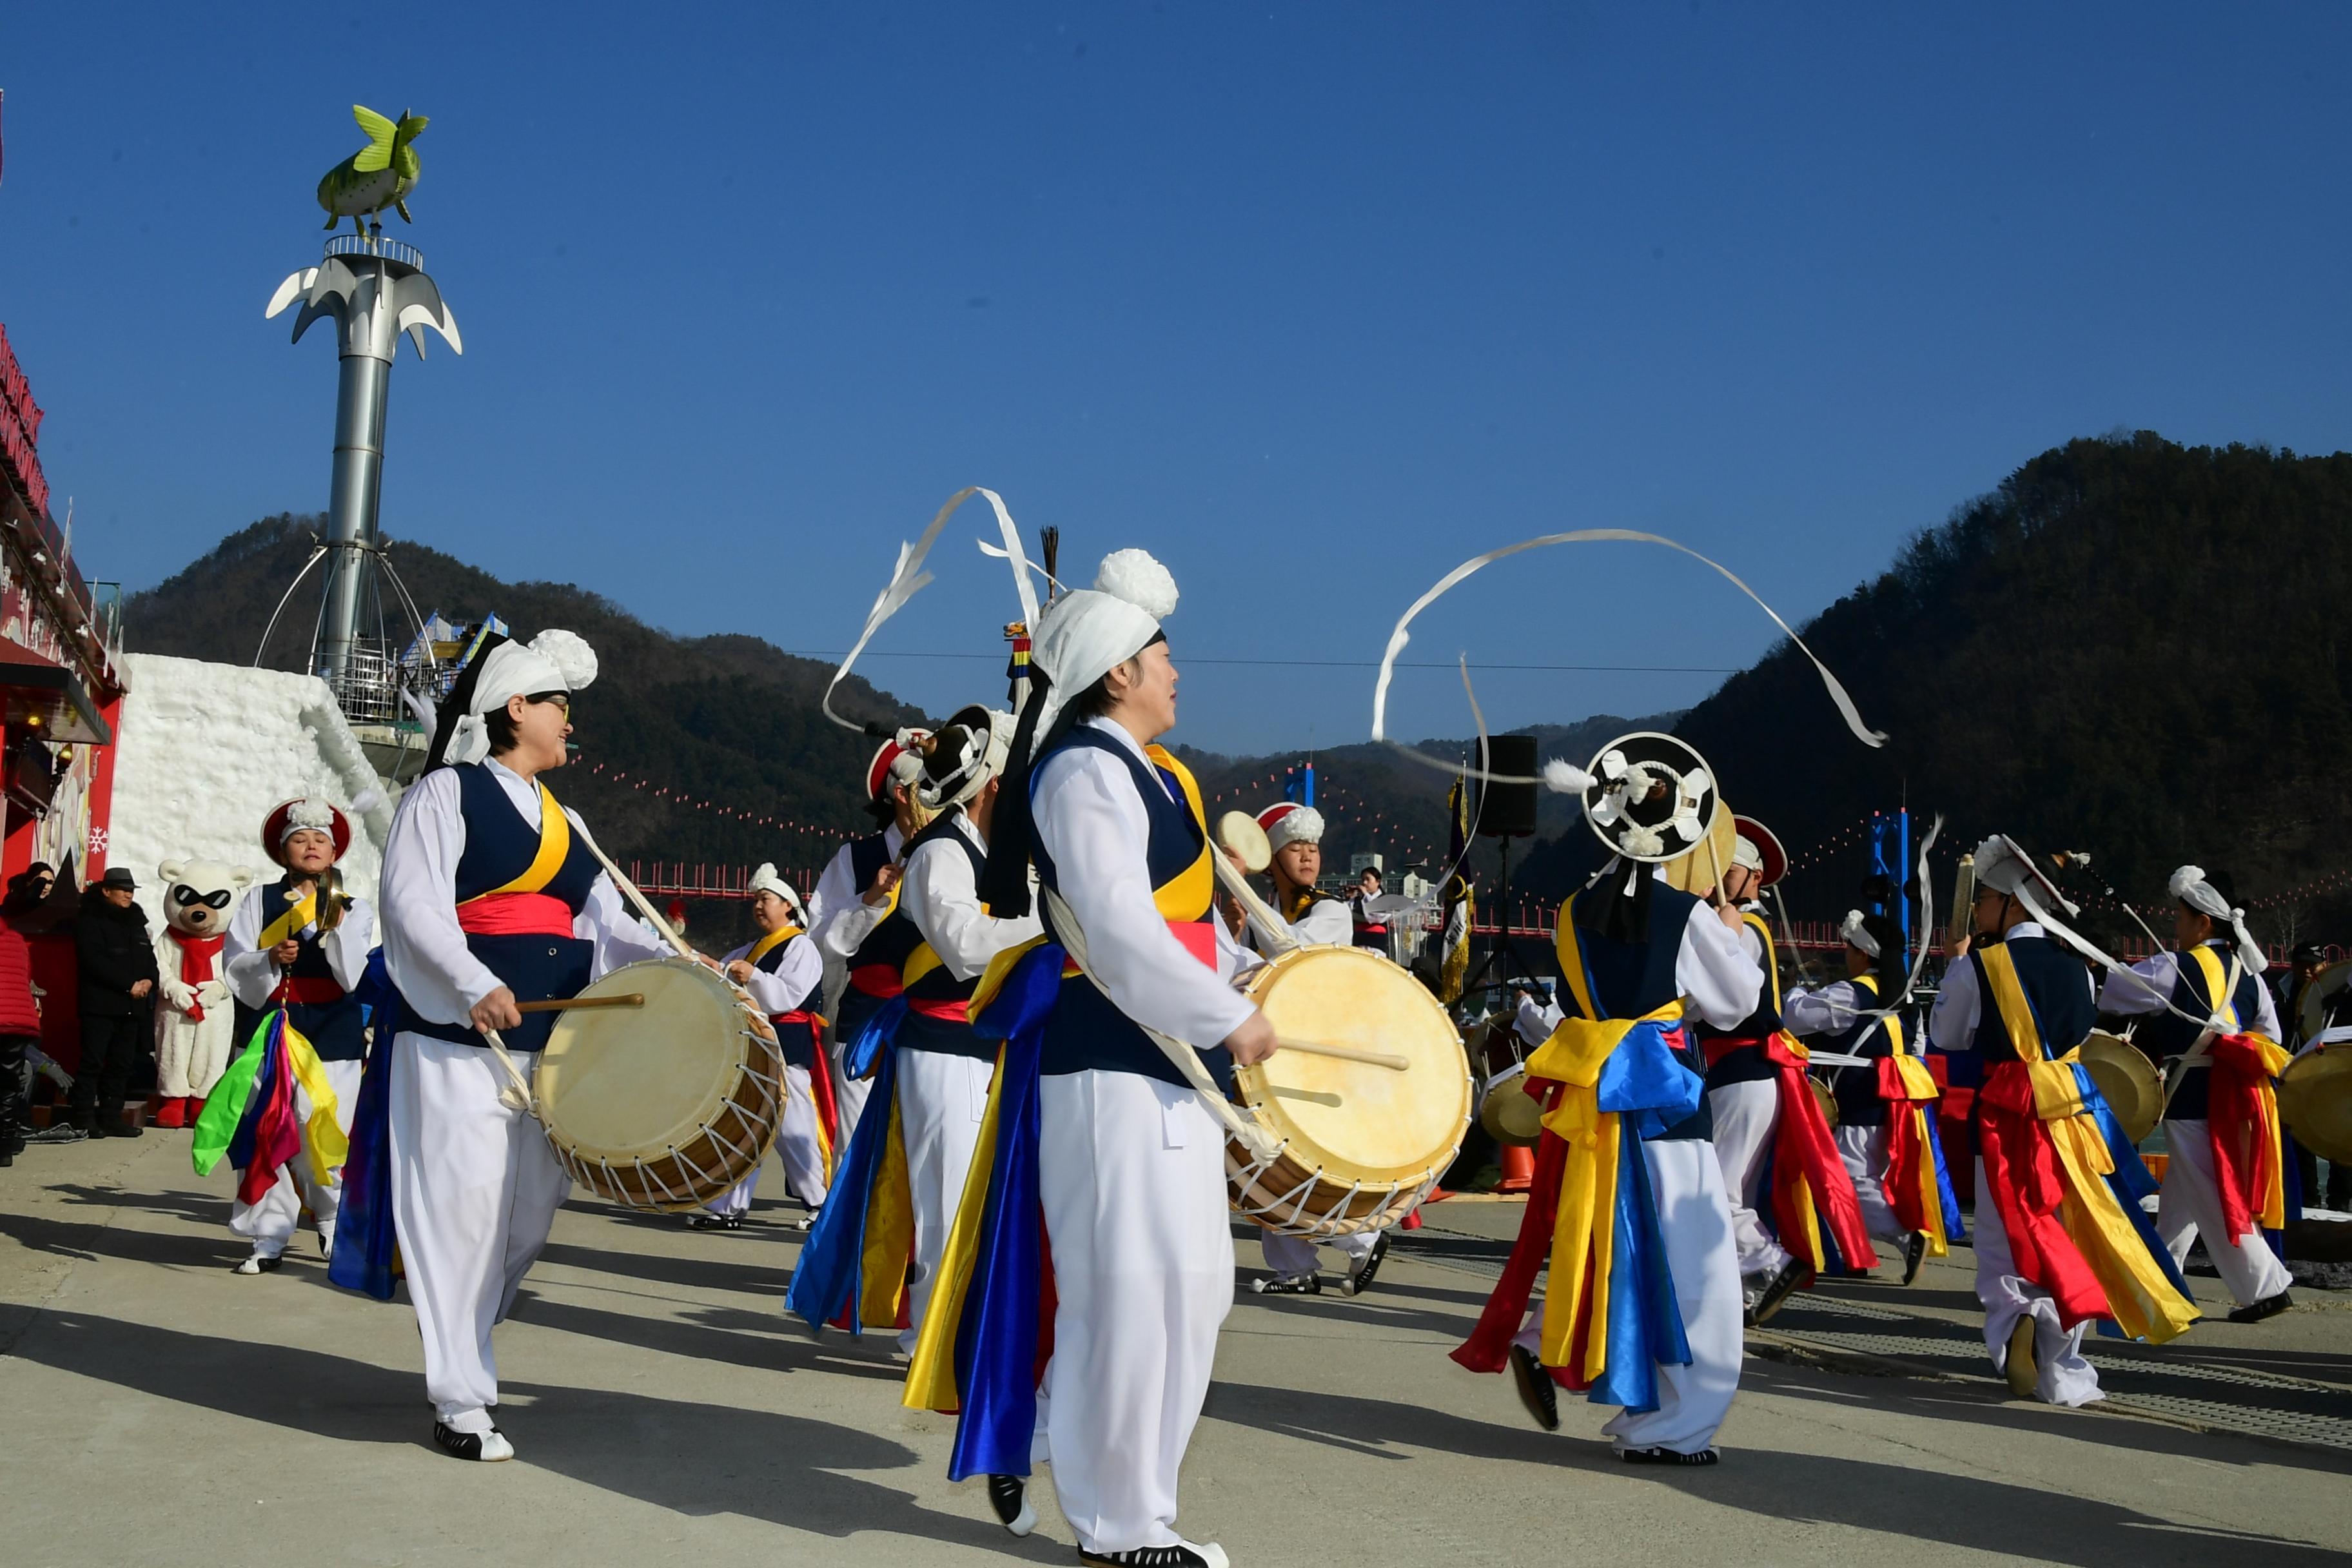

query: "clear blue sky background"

left=5, top=4, right=2347, bottom=754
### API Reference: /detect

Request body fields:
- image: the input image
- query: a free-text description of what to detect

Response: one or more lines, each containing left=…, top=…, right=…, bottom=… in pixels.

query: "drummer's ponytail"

left=979, top=674, right=1055, bottom=919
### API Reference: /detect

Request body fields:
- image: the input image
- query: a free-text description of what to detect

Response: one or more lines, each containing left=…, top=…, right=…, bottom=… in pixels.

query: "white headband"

left=280, top=799, right=337, bottom=844
left=748, top=861, right=805, bottom=920
left=919, top=708, right=1017, bottom=810
left=1024, top=551, right=1177, bottom=753
left=440, top=631, right=599, bottom=768
left=1840, top=909, right=1881, bottom=959
left=2170, top=865, right=2264, bottom=976
left=1732, top=836, right=1764, bottom=874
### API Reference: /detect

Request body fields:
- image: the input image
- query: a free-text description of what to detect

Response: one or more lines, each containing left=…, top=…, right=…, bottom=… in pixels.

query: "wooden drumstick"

left=1275, top=1037, right=1411, bottom=1072
left=512, top=992, right=645, bottom=1015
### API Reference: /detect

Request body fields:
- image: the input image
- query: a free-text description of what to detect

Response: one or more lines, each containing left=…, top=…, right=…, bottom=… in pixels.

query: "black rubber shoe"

left=231, top=1255, right=284, bottom=1276
left=2004, top=1318, right=2039, bottom=1399
left=1078, top=1543, right=1228, bottom=1567
left=1251, top=1273, right=1320, bottom=1295
left=431, top=1420, right=514, bottom=1462
left=1621, top=1445, right=1720, bottom=1466
left=1750, top=1259, right=1807, bottom=1325
left=1509, top=1343, right=1560, bottom=1432
left=2227, top=1290, right=2292, bottom=1324
left=986, top=1473, right=1035, bottom=1537
left=1901, top=1230, right=1928, bottom=1288
left=1342, top=1232, right=1391, bottom=1297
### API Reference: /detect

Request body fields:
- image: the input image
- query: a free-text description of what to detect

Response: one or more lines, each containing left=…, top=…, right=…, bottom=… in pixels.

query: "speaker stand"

left=1461, top=834, right=1539, bottom=1001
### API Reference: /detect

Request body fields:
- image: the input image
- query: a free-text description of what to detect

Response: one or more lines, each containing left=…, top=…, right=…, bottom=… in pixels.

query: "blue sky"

left=5, top=4, right=2347, bottom=754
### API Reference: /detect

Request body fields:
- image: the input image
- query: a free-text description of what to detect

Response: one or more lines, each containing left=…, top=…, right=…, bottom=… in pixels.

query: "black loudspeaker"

left=1476, top=734, right=1540, bottom=839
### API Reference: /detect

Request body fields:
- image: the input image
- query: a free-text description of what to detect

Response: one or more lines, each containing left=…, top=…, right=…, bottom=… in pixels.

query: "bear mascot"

left=150, top=859, right=257, bottom=1128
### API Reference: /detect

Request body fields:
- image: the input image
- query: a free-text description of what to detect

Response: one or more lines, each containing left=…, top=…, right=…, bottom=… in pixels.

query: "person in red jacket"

left=0, top=910, right=37, bottom=1165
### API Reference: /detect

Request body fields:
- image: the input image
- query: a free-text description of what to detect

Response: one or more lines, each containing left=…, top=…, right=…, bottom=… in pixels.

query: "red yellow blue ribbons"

left=1759, top=1030, right=1878, bottom=1275
left=1976, top=945, right=2199, bottom=1345
left=190, top=1008, right=349, bottom=1199
left=1877, top=1054, right=1958, bottom=1256
left=786, top=1041, right=914, bottom=1336
left=2182, top=946, right=2290, bottom=1238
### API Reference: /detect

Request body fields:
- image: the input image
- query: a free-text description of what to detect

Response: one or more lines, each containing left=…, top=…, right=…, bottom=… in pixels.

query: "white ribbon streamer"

left=1371, top=529, right=1888, bottom=785
left=824, top=486, right=1036, bottom=732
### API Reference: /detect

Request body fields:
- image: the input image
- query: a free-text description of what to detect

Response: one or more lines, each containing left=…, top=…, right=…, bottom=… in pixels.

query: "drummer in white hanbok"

left=380, top=629, right=669, bottom=1463
left=892, top=707, right=1043, bottom=1354
left=810, top=734, right=930, bottom=1142
left=975, top=549, right=1279, bottom=1568
left=691, top=865, right=828, bottom=1230
left=1230, top=800, right=1390, bottom=1298
left=2097, top=866, right=2295, bottom=1323
left=220, top=798, right=376, bottom=1271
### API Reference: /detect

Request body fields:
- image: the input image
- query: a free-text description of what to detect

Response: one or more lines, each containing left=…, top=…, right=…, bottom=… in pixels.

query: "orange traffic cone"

left=1498, top=1142, right=1535, bottom=1193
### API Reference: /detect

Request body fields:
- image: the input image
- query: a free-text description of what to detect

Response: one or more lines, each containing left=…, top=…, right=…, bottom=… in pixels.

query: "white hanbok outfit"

left=1782, top=977, right=1906, bottom=1243
left=2099, top=945, right=2293, bottom=1308
left=380, top=758, right=668, bottom=1436
left=1930, top=921, right=2102, bottom=1406
left=1510, top=872, right=1760, bottom=1456
left=894, top=810, right=1042, bottom=1354
left=1030, top=718, right=1260, bottom=1556
left=1242, top=888, right=1382, bottom=1281
left=812, top=823, right=906, bottom=1142
left=1704, top=910, right=1792, bottom=1279
left=220, top=888, right=376, bottom=1259
left=703, top=926, right=828, bottom=1217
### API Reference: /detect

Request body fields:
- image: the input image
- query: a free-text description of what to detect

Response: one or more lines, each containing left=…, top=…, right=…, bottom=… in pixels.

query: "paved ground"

left=5, top=1131, right=2349, bottom=1568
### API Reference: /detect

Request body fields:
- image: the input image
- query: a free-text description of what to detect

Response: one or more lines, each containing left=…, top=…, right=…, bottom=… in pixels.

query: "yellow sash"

left=1977, top=945, right=2199, bottom=1345
left=2185, top=946, right=2290, bottom=1229
left=745, top=923, right=803, bottom=969
left=464, top=780, right=572, bottom=903
left=257, top=888, right=318, bottom=950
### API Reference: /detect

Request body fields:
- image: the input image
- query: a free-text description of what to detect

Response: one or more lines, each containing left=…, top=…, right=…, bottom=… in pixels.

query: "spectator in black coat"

left=72, top=867, right=158, bottom=1137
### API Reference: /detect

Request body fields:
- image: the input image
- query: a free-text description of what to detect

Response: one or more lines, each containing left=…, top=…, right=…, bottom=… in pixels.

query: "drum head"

left=1808, top=1077, right=1839, bottom=1131
left=538, top=958, right=756, bottom=1161
left=1658, top=799, right=1738, bottom=897
left=1238, top=946, right=1473, bottom=1185
left=2081, top=1030, right=2162, bottom=1145
left=2281, top=1043, right=2352, bottom=1165
left=1480, top=1065, right=1543, bottom=1146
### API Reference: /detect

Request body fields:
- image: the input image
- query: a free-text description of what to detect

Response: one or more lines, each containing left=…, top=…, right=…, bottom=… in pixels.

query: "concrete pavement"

left=4, top=1130, right=2349, bottom=1567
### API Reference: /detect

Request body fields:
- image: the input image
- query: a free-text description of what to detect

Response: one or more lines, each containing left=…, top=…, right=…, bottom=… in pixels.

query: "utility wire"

left=791, top=649, right=1737, bottom=674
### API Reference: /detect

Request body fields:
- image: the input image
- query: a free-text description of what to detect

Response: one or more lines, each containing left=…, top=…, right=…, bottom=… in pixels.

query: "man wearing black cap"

left=72, top=867, right=160, bottom=1136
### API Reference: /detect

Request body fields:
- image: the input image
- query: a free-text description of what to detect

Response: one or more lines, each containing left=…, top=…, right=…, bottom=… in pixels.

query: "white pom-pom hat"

left=1257, top=801, right=1325, bottom=852
left=1028, top=550, right=1180, bottom=732
left=748, top=862, right=806, bottom=921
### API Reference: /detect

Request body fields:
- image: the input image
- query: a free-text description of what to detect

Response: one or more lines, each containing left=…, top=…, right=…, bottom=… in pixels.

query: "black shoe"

left=106, top=1117, right=142, bottom=1140
left=1251, top=1273, right=1320, bottom=1295
left=1078, top=1544, right=1227, bottom=1567
left=986, top=1473, right=1035, bottom=1537
left=1342, top=1232, right=1391, bottom=1297
left=686, top=1211, right=743, bottom=1231
left=1508, top=1343, right=1560, bottom=1432
left=1750, top=1259, right=1808, bottom=1325
left=1901, top=1230, right=1928, bottom=1288
left=231, top=1255, right=284, bottom=1276
left=431, top=1420, right=514, bottom=1462
left=2227, top=1290, right=2293, bottom=1324
left=1621, top=1445, right=1720, bottom=1466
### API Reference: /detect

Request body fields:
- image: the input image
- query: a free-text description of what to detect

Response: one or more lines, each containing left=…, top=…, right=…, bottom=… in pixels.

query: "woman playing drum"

left=378, top=629, right=671, bottom=1464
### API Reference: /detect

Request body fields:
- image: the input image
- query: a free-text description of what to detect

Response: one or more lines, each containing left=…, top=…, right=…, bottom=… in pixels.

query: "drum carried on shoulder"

left=533, top=957, right=785, bottom=1210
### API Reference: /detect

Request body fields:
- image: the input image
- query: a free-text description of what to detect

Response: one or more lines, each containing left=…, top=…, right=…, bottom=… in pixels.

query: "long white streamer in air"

left=823, top=486, right=1035, bottom=732
left=1370, top=529, right=1888, bottom=785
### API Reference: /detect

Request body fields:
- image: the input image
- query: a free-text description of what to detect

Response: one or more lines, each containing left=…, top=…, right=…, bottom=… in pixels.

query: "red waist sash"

left=1974, top=1061, right=2112, bottom=1330
left=908, top=993, right=976, bottom=1022
left=279, top=975, right=348, bottom=1005
left=456, top=892, right=576, bottom=939
left=848, top=963, right=905, bottom=999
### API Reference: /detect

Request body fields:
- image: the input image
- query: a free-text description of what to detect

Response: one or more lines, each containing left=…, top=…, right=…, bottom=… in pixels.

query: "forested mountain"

left=123, top=516, right=924, bottom=878
left=1674, top=433, right=2352, bottom=943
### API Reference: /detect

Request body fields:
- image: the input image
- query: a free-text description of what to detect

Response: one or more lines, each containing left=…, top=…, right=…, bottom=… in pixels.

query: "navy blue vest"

left=1561, top=881, right=1712, bottom=1141
left=1034, top=727, right=1230, bottom=1090
left=1963, top=934, right=2097, bottom=1066
left=235, top=876, right=369, bottom=1062
left=409, top=763, right=602, bottom=1054
left=748, top=930, right=820, bottom=1069
left=1819, top=972, right=1901, bottom=1128
left=894, top=816, right=998, bottom=1060
left=1701, top=909, right=1783, bottom=1090
left=2135, top=943, right=2265, bottom=1121
left=833, top=831, right=926, bottom=1050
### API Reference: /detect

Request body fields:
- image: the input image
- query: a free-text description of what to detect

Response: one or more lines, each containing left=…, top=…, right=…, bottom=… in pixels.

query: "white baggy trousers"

left=388, top=1032, right=572, bottom=1433
left=230, top=1056, right=365, bottom=1257
left=1260, top=1227, right=1377, bottom=1279
left=897, top=1048, right=993, bottom=1355
left=1834, top=1123, right=1908, bottom=1242
left=1968, top=1155, right=2100, bottom=1407
left=1039, top=1070, right=1233, bottom=1556
left=1514, top=1136, right=1745, bottom=1455
left=1707, top=1080, right=1794, bottom=1277
left=703, top=1063, right=833, bottom=1217
left=2158, top=1118, right=2293, bottom=1307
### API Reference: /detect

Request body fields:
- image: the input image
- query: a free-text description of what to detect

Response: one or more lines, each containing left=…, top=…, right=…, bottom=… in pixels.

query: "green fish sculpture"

left=317, top=104, right=428, bottom=231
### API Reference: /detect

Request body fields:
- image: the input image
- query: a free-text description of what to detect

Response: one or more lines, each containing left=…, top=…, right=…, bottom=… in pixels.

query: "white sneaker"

left=232, top=1254, right=283, bottom=1276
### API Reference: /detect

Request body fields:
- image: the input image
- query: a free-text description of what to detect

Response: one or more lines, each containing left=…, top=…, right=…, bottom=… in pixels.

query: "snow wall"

left=108, top=653, right=397, bottom=925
